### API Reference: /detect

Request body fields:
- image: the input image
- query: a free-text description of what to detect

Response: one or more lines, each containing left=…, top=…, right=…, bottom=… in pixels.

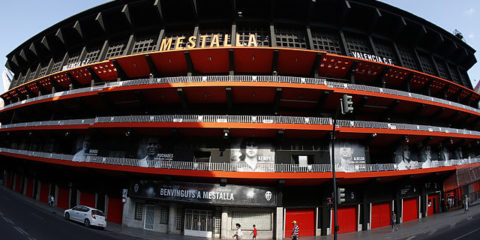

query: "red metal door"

left=285, top=209, right=315, bottom=237
left=5, top=171, right=11, bottom=188
left=14, top=175, right=22, bottom=192
left=402, top=198, right=419, bottom=222
left=333, top=206, right=357, bottom=234
left=25, top=178, right=34, bottom=198
left=371, top=202, right=391, bottom=229
left=39, top=182, right=49, bottom=203
left=57, top=187, right=69, bottom=209
left=80, top=191, right=96, bottom=208
left=107, top=197, right=123, bottom=223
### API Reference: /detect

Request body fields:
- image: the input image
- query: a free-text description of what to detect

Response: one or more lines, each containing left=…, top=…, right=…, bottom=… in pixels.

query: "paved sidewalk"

left=306, top=201, right=480, bottom=240
left=3, top=185, right=479, bottom=240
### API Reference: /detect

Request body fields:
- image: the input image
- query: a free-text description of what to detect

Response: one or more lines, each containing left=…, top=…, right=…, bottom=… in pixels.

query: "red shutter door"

left=333, top=206, right=357, bottom=234
left=80, top=191, right=96, bottom=208
left=5, top=171, right=11, bottom=188
left=402, top=198, right=418, bottom=222
left=14, top=175, right=22, bottom=192
left=57, top=187, right=70, bottom=209
left=39, top=182, right=49, bottom=203
left=371, top=202, right=391, bottom=229
left=285, top=209, right=315, bottom=237
left=107, top=197, right=123, bottom=223
left=25, top=178, right=34, bottom=197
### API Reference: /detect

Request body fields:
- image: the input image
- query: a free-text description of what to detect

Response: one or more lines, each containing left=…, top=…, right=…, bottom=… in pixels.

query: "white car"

left=64, top=205, right=107, bottom=229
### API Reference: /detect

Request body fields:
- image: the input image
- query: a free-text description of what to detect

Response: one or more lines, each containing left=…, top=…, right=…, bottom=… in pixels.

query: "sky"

left=0, top=0, right=479, bottom=93
left=379, top=0, right=480, bottom=88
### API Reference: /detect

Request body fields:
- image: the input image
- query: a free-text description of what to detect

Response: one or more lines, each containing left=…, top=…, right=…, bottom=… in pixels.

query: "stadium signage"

left=159, top=33, right=258, bottom=51
left=351, top=51, right=393, bottom=65
left=130, top=180, right=277, bottom=207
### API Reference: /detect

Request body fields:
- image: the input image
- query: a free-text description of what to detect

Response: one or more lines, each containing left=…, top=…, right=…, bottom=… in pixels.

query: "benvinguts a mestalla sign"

left=130, top=180, right=277, bottom=207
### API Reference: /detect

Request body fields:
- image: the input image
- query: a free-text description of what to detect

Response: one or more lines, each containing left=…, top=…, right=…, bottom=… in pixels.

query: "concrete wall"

left=122, top=197, right=144, bottom=229
left=122, top=197, right=170, bottom=233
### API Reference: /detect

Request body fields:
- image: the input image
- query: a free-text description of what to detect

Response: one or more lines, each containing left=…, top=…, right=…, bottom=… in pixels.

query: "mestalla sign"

left=159, top=34, right=258, bottom=51
left=130, top=180, right=277, bottom=207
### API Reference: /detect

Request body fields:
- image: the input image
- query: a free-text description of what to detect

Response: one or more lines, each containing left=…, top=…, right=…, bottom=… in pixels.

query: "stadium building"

left=2, top=0, right=480, bottom=238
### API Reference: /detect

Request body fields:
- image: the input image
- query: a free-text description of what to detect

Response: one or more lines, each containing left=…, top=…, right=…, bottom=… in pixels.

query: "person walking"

left=233, top=223, right=243, bottom=240
left=48, top=195, right=54, bottom=207
left=391, top=211, right=398, bottom=231
left=250, top=224, right=257, bottom=240
left=464, top=195, right=470, bottom=213
left=291, top=221, right=299, bottom=240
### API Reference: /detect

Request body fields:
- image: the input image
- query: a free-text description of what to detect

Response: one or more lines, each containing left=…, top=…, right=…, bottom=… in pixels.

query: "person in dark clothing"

left=391, top=211, right=398, bottom=231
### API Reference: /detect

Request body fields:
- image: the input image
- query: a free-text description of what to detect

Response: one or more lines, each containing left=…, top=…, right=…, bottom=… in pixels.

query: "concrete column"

left=168, top=203, right=177, bottom=233
left=22, top=177, right=27, bottom=195
left=400, top=198, right=403, bottom=223
left=328, top=209, right=333, bottom=235
left=12, top=173, right=16, bottom=190
left=418, top=195, right=422, bottom=219
left=105, top=195, right=109, bottom=218
left=221, top=207, right=228, bottom=239
left=122, top=197, right=133, bottom=226
left=315, top=207, right=321, bottom=236
left=275, top=207, right=284, bottom=240
left=357, top=203, right=362, bottom=232
left=68, top=187, right=73, bottom=208
left=368, top=203, right=372, bottom=230
left=36, top=181, right=41, bottom=200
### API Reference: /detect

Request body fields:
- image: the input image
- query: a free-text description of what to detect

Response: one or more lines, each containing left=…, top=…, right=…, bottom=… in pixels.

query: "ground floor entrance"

left=184, top=209, right=214, bottom=238
left=144, top=205, right=155, bottom=230
left=285, top=209, right=315, bottom=237
left=427, top=194, right=439, bottom=216
left=371, top=202, right=391, bottom=229
left=334, top=206, right=357, bottom=234
left=402, top=197, right=419, bottom=222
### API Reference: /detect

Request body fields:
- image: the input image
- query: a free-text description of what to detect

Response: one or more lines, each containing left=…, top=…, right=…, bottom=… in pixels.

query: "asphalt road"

left=0, top=187, right=139, bottom=240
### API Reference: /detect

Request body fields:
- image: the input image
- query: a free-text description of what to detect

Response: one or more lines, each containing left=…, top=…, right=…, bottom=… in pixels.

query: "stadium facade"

left=1, top=0, right=480, bottom=238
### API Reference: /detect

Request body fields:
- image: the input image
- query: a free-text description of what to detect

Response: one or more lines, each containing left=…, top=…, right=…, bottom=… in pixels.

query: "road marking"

left=452, top=228, right=480, bottom=240
left=405, top=236, right=416, bottom=240
left=14, top=226, right=28, bottom=235
left=2, top=216, right=14, bottom=224
left=14, top=226, right=37, bottom=240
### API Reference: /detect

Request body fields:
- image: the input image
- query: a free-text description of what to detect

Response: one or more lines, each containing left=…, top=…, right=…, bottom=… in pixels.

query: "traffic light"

left=337, top=187, right=346, bottom=204
left=341, top=94, right=354, bottom=114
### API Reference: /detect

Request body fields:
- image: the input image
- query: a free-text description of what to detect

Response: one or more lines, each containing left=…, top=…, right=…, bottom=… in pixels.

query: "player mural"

left=136, top=137, right=174, bottom=167
left=230, top=138, right=275, bottom=172
left=72, top=135, right=98, bottom=162
left=334, top=141, right=367, bottom=172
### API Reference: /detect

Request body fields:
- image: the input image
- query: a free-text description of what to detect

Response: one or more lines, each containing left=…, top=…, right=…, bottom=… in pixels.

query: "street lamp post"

left=331, top=94, right=353, bottom=240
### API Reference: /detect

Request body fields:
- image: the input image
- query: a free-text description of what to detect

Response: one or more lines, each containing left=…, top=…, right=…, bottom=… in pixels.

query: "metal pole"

left=331, top=99, right=340, bottom=240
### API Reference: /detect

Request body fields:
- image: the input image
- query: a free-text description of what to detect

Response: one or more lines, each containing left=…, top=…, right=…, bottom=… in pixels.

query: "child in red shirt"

left=251, top=224, right=257, bottom=240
